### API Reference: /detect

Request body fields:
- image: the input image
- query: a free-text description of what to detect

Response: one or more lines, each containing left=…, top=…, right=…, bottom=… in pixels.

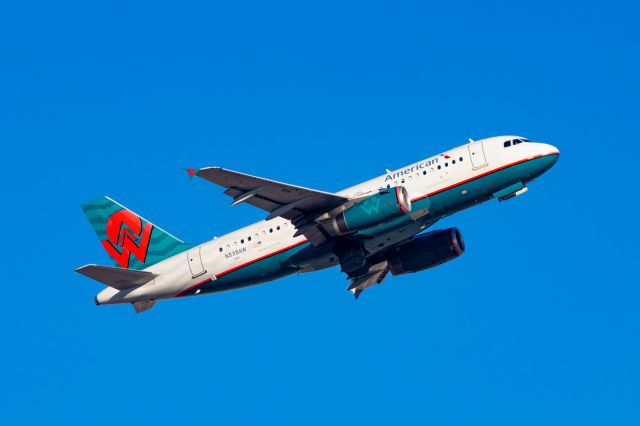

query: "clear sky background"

left=1, top=1, right=639, bottom=425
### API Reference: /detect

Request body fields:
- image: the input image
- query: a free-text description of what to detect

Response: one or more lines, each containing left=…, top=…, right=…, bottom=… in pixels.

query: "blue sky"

left=1, top=1, right=639, bottom=425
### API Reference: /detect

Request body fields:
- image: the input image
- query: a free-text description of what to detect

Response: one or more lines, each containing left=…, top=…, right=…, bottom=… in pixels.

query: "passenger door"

left=187, top=246, right=206, bottom=278
left=468, top=140, right=488, bottom=169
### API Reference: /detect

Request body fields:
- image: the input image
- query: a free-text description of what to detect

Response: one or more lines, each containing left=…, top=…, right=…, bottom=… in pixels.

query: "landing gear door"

left=187, top=247, right=206, bottom=278
left=468, top=140, right=488, bottom=169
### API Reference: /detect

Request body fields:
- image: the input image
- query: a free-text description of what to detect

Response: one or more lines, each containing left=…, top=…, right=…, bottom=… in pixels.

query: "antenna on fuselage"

left=385, top=169, right=392, bottom=174
left=468, top=138, right=474, bottom=143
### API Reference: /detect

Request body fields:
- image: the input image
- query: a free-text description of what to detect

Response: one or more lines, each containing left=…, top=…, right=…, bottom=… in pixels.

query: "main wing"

left=196, top=167, right=350, bottom=244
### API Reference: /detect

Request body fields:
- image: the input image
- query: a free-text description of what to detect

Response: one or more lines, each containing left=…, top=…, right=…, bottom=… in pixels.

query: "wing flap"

left=347, top=261, right=390, bottom=299
left=75, top=264, right=158, bottom=290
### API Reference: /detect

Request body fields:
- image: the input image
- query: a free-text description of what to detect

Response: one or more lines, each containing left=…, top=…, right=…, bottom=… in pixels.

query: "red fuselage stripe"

left=175, top=277, right=213, bottom=297
left=175, top=239, right=309, bottom=297
left=411, top=152, right=559, bottom=202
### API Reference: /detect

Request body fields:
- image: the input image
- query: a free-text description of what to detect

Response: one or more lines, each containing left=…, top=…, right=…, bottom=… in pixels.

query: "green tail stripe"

left=81, top=201, right=115, bottom=212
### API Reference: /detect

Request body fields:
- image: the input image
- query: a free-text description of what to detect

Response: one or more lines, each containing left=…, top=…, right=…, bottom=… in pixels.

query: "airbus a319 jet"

left=77, top=136, right=559, bottom=313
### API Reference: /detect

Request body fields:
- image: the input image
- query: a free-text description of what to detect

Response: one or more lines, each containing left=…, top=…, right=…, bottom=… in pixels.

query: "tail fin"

left=81, top=196, right=195, bottom=270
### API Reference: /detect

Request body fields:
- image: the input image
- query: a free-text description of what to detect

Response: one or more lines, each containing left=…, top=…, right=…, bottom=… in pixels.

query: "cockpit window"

left=505, top=138, right=531, bottom=148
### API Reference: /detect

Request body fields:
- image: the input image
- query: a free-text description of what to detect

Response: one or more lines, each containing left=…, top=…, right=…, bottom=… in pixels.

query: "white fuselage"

left=96, top=136, right=559, bottom=305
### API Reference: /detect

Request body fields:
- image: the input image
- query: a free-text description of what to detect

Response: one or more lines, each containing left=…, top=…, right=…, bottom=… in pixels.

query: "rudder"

left=81, top=196, right=194, bottom=270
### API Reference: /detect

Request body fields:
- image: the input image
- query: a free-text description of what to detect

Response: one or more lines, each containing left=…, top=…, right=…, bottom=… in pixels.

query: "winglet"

left=183, top=167, right=197, bottom=179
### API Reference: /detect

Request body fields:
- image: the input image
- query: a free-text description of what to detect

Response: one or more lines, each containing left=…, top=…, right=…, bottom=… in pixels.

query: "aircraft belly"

left=205, top=267, right=295, bottom=293
left=288, top=243, right=338, bottom=272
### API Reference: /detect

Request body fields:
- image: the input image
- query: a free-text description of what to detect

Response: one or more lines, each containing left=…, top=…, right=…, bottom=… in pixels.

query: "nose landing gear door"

left=468, top=140, right=488, bottom=169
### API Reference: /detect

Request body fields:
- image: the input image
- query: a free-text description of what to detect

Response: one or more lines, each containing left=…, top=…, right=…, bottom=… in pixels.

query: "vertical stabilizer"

left=81, top=196, right=194, bottom=270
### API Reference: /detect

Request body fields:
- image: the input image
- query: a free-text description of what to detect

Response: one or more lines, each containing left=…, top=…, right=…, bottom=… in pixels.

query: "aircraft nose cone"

left=547, top=144, right=560, bottom=164
left=539, top=143, right=560, bottom=171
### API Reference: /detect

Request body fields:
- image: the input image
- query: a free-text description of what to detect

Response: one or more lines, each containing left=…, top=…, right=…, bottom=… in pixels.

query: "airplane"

left=76, top=135, right=559, bottom=313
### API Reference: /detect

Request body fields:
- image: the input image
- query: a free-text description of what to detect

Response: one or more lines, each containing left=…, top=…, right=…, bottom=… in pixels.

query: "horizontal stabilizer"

left=75, top=264, right=158, bottom=290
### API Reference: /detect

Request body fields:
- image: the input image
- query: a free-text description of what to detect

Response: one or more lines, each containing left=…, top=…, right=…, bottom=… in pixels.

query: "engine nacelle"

left=323, top=187, right=411, bottom=235
left=388, top=228, right=465, bottom=275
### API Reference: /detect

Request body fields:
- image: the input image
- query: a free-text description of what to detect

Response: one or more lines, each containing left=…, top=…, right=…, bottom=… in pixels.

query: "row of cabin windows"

left=218, top=222, right=289, bottom=252
left=503, top=138, right=530, bottom=148
left=383, top=156, right=465, bottom=188
left=437, top=156, right=464, bottom=170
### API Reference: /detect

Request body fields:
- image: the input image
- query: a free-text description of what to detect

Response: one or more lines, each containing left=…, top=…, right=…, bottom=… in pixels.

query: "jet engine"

left=388, top=228, right=465, bottom=275
left=322, top=187, right=411, bottom=236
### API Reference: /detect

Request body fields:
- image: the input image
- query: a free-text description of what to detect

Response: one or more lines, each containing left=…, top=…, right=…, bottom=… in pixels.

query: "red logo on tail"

left=102, top=210, right=153, bottom=268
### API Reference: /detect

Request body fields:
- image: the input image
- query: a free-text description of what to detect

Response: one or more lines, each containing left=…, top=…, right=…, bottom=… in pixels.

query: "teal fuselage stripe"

left=185, top=155, right=557, bottom=297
